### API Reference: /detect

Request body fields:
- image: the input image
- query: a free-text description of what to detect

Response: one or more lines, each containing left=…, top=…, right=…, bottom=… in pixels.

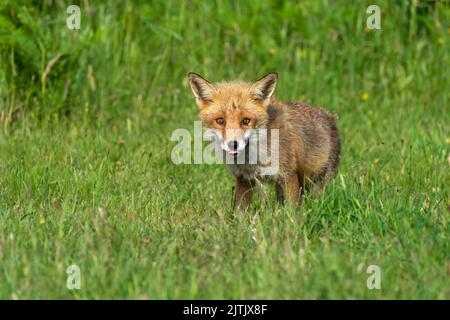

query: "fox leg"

left=234, top=177, right=253, bottom=211
left=297, top=173, right=304, bottom=207
left=312, top=180, right=325, bottom=195
left=280, top=174, right=301, bottom=207
left=275, top=183, right=284, bottom=205
left=310, top=171, right=328, bottom=197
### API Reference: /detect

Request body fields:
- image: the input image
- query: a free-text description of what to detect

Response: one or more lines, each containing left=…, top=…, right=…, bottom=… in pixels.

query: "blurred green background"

left=0, top=0, right=448, bottom=299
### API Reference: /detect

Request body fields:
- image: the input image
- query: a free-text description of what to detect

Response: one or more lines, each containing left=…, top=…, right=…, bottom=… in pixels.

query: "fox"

left=188, top=72, right=340, bottom=211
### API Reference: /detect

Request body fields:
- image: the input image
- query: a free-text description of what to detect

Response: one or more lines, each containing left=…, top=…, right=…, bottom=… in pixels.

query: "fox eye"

left=216, top=118, right=224, bottom=125
left=242, top=118, right=251, bottom=125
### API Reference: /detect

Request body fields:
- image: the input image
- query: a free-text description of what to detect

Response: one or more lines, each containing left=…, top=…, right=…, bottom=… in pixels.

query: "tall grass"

left=0, top=0, right=448, bottom=299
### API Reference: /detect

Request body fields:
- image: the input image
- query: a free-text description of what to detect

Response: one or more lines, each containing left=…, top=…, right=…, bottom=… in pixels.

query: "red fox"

left=188, top=72, right=340, bottom=210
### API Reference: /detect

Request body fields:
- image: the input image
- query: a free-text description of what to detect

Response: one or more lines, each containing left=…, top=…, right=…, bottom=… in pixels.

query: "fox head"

left=188, top=72, right=277, bottom=156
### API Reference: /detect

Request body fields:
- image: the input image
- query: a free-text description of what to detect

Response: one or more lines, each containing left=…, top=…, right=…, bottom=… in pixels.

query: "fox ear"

left=251, top=72, right=278, bottom=102
left=188, top=72, right=217, bottom=104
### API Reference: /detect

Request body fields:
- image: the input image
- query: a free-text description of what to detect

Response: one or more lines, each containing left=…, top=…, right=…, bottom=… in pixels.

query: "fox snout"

left=227, top=140, right=239, bottom=151
left=220, top=128, right=255, bottom=155
left=223, top=139, right=245, bottom=155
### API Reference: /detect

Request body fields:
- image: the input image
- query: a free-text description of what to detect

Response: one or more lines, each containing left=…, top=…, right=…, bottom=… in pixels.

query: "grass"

left=0, top=0, right=449, bottom=299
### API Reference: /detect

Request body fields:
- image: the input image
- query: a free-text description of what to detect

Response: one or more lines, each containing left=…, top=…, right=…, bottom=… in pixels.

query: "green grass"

left=0, top=0, right=449, bottom=299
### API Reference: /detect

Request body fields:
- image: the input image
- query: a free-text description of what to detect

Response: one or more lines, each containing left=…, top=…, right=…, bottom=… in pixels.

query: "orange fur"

left=188, top=72, right=340, bottom=210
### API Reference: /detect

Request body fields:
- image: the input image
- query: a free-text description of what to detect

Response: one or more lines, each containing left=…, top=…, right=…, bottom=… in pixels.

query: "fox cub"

left=188, top=72, right=340, bottom=210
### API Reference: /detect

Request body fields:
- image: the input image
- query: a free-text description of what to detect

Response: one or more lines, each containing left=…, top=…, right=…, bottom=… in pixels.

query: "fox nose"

left=227, top=140, right=239, bottom=150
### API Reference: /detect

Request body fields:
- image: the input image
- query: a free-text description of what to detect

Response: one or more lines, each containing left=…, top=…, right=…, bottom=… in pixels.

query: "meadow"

left=0, top=0, right=448, bottom=299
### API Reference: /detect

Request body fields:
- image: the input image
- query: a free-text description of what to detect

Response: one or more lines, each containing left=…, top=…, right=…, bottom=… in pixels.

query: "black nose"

left=228, top=140, right=239, bottom=150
